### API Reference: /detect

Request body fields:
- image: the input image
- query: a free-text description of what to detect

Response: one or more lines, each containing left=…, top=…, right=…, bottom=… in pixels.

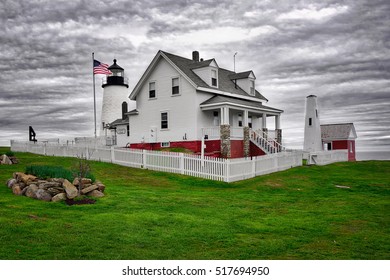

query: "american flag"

left=93, top=59, right=112, bottom=75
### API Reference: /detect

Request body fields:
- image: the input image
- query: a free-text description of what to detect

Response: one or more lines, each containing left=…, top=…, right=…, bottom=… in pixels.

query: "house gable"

left=130, top=50, right=268, bottom=103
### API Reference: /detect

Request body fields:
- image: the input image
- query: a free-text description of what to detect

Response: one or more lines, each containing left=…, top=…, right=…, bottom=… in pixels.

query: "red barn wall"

left=331, top=140, right=356, bottom=161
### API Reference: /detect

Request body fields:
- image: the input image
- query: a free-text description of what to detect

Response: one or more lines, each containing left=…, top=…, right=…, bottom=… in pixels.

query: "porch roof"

left=200, top=95, right=283, bottom=114
left=108, top=118, right=128, bottom=129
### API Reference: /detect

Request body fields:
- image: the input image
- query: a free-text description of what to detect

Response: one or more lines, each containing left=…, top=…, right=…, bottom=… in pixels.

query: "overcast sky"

left=0, top=0, right=389, bottom=151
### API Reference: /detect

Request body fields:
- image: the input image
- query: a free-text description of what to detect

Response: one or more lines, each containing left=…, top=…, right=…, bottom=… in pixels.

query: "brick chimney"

left=192, top=51, right=199, bottom=62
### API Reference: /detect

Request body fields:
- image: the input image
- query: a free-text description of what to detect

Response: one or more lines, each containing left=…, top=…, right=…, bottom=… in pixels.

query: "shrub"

left=25, top=165, right=95, bottom=182
left=5, top=151, right=15, bottom=157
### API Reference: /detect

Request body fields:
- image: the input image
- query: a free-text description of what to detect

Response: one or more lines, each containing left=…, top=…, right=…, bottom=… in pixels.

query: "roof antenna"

left=233, top=52, right=238, bottom=72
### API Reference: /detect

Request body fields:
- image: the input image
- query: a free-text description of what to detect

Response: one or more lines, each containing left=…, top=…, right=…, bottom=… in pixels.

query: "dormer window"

left=250, top=80, right=255, bottom=95
left=211, top=69, right=217, bottom=87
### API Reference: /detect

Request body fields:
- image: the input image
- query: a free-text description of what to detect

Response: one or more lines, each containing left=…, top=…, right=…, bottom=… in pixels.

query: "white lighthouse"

left=100, top=59, right=129, bottom=136
left=303, top=95, right=322, bottom=152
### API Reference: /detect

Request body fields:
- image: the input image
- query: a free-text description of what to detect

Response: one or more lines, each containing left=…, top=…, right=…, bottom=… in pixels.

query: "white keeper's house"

left=109, top=50, right=284, bottom=158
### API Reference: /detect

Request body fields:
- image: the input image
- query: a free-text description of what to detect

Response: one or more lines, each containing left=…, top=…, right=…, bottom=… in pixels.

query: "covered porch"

left=199, top=95, right=284, bottom=158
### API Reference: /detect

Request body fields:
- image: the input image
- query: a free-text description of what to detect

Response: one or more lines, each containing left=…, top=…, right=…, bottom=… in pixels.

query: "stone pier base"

left=220, top=125, right=231, bottom=158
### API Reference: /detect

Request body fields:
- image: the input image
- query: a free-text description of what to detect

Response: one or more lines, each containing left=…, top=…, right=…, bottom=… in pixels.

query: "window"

left=248, top=116, right=252, bottom=128
left=161, top=112, right=168, bottom=129
left=250, top=80, right=255, bottom=95
left=316, top=109, right=318, bottom=118
left=161, top=142, right=170, bottom=148
left=127, top=124, right=130, bottom=137
left=211, top=69, right=217, bottom=87
left=172, top=77, right=179, bottom=95
left=238, top=114, right=242, bottom=127
left=213, top=111, right=219, bottom=126
left=149, top=82, right=156, bottom=99
left=309, top=118, right=312, bottom=126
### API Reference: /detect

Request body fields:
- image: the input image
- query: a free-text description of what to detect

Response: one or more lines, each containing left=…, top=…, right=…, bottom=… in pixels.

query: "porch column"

left=275, top=115, right=281, bottom=130
left=243, top=110, right=249, bottom=127
left=262, top=113, right=268, bottom=137
left=275, top=114, right=282, bottom=149
left=224, top=106, right=230, bottom=125
left=221, top=106, right=230, bottom=125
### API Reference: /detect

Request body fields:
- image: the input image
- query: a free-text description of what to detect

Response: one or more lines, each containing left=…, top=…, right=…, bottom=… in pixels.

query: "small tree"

left=72, top=151, right=93, bottom=196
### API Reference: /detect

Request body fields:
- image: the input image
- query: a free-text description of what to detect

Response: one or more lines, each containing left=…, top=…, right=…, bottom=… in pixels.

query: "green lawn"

left=0, top=147, right=389, bottom=260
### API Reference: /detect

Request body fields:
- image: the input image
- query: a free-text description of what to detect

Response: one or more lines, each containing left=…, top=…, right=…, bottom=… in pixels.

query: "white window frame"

left=171, top=77, right=180, bottom=96
left=149, top=81, right=156, bottom=99
left=148, top=81, right=157, bottom=100
left=211, top=69, right=218, bottom=87
left=161, top=111, right=169, bottom=130
left=250, top=79, right=255, bottom=96
left=161, top=142, right=170, bottom=148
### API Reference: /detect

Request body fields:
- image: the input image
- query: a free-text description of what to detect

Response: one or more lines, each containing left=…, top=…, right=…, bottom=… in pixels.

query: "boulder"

left=81, top=178, right=92, bottom=185
left=72, top=178, right=80, bottom=186
left=81, top=184, right=99, bottom=195
left=19, top=182, right=27, bottom=190
left=39, top=182, right=61, bottom=189
left=25, top=185, right=39, bottom=199
left=47, top=187, right=64, bottom=196
left=95, top=181, right=106, bottom=193
left=48, top=178, right=64, bottom=184
left=81, top=183, right=91, bottom=189
left=36, top=189, right=52, bottom=202
left=86, top=190, right=104, bottom=198
left=6, top=178, right=17, bottom=188
left=17, top=173, right=37, bottom=185
left=1, top=154, right=12, bottom=165
left=63, top=179, right=78, bottom=199
left=12, top=184, right=23, bottom=195
left=51, top=193, right=67, bottom=202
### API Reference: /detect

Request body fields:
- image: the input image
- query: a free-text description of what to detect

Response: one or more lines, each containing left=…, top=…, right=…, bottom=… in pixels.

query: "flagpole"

left=92, top=52, right=97, bottom=138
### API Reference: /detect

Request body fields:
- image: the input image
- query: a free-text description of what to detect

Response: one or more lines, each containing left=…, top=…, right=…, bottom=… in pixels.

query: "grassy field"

left=0, top=147, right=389, bottom=260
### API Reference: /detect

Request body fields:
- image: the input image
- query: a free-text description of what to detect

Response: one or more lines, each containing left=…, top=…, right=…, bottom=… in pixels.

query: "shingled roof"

left=161, top=51, right=268, bottom=101
left=321, top=123, right=357, bottom=140
left=130, top=50, right=270, bottom=102
left=200, top=95, right=282, bottom=113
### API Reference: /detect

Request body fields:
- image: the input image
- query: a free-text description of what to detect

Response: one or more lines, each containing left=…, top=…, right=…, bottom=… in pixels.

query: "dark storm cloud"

left=0, top=0, right=389, bottom=151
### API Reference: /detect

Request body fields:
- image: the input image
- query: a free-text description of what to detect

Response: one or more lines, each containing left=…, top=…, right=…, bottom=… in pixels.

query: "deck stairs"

left=250, top=129, right=285, bottom=154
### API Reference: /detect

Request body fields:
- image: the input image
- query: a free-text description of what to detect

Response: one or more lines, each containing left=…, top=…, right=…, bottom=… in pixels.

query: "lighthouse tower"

left=100, top=59, right=129, bottom=136
left=303, top=95, right=322, bottom=152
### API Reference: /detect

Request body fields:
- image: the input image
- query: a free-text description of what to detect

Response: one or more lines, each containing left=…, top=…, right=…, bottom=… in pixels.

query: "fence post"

left=110, top=146, right=115, bottom=163
left=142, top=149, right=147, bottom=169
left=225, top=159, right=230, bottom=182
left=44, top=143, right=47, bottom=156
left=180, top=153, right=185, bottom=175
left=252, top=157, right=256, bottom=178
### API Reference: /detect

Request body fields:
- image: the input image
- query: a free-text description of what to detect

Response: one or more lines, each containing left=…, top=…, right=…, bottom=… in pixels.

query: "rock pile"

left=1, top=154, right=18, bottom=165
left=6, top=172, right=105, bottom=202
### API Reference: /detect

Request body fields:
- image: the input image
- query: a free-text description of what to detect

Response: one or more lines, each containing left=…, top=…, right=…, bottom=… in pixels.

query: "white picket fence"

left=10, top=140, right=303, bottom=182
